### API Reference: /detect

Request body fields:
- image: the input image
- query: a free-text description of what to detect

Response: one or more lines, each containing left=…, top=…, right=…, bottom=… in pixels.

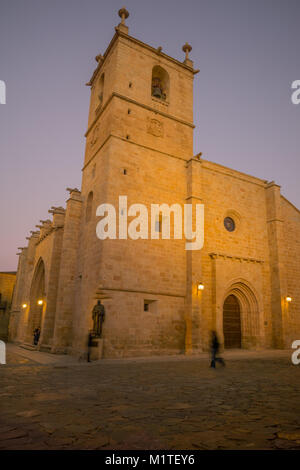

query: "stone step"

left=19, top=343, right=37, bottom=351
left=38, top=344, right=52, bottom=353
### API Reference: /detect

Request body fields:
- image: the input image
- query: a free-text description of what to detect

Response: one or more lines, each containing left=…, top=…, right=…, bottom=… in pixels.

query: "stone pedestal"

left=89, top=337, right=104, bottom=361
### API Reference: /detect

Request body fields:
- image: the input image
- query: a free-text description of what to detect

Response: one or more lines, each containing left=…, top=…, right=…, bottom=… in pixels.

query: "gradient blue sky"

left=0, top=0, right=299, bottom=270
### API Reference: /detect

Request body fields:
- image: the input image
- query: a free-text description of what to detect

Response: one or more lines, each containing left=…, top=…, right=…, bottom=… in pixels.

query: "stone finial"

left=40, top=219, right=52, bottom=224
left=66, top=187, right=82, bottom=203
left=118, top=7, right=129, bottom=24
left=48, top=206, right=65, bottom=215
left=49, top=206, right=65, bottom=228
left=182, top=42, right=192, bottom=61
left=157, top=46, right=162, bottom=54
left=66, top=187, right=80, bottom=194
left=30, top=230, right=40, bottom=238
left=117, top=7, right=129, bottom=34
left=86, top=55, right=104, bottom=86
left=95, top=54, right=104, bottom=64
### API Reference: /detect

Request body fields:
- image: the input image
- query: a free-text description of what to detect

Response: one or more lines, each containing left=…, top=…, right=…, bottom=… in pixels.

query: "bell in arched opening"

left=152, top=77, right=164, bottom=99
left=151, top=65, right=169, bottom=101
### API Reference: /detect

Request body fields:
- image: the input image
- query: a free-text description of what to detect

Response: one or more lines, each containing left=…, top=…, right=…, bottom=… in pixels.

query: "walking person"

left=87, top=331, right=93, bottom=362
left=210, top=330, right=225, bottom=368
left=33, top=327, right=41, bottom=346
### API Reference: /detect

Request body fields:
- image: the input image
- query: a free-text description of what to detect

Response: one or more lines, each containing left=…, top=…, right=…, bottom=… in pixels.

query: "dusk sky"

left=0, top=0, right=299, bottom=271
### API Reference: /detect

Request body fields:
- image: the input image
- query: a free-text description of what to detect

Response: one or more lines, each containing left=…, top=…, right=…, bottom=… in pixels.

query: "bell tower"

left=73, top=8, right=199, bottom=357
left=83, top=7, right=195, bottom=172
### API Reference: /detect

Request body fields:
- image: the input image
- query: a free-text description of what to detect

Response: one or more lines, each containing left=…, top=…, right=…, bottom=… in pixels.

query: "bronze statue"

left=92, top=300, right=105, bottom=337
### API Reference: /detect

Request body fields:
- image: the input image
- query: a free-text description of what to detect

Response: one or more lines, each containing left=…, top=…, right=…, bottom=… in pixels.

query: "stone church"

left=9, top=8, right=300, bottom=358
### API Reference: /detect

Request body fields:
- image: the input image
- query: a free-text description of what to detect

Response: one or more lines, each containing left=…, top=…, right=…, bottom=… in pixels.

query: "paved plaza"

left=0, top=344, right=299, bottom=450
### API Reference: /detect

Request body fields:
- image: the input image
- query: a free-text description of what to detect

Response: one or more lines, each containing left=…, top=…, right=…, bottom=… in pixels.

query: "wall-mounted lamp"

left=22, top=303, right=27, bottom=309
left=197, top=283, right=204, bottom=292
left=37, top=299, right=43, bottom=305
left=286, top=296, right=292, bottom=303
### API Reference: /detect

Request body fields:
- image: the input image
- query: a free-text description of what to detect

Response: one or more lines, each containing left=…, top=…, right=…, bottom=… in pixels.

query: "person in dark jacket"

left=210, top=330, right=225, bottom=368
left=87, top=331, right=93, bottom=363
left=33, top=327, right=40, bottom=346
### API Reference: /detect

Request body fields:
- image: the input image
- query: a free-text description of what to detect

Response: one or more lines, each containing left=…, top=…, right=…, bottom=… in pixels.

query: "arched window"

left=86, top=191, right=93, bottom=222
left=96, top=74, right=104, bottom=115
left=151, top=66, right=169, bottom=101
left=98, top=74, right=104, bottom=106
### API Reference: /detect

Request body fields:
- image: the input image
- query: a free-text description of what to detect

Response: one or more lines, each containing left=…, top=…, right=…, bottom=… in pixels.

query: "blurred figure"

left=210, top=330, right=225, bottom=368
left=33, top=327, right=40, bottom=346
left=87, top=331, right=93, bottom=362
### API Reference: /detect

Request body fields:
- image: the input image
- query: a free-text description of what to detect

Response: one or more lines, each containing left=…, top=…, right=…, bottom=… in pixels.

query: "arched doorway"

left=26, top=259, right=45, bottom=343
left=223, top=294, right=241, bottom=349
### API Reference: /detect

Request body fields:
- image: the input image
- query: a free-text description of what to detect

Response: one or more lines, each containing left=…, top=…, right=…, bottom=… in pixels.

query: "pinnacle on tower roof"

left=117, top=6, right=129, bottom=34
left=118, top=7, right=129, bottom=23
left=182, top=42, right=193, bottom=67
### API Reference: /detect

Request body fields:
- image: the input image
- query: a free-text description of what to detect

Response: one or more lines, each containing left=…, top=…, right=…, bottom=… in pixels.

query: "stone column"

left=38, top=208, right=65, bottom=349
left=22, top=232, right=40, bottom=343
left=185, top=156, right=203, bottom=354
left=52, top=189, right=82, bottom=353
left=265, top=182, right=287, bottom=348
left=10, top=232, right=39, bottom=343
left=9, top=249, right=27, bottom=342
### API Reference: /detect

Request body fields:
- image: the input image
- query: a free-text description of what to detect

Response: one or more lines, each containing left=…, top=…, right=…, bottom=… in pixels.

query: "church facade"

left=9, top=9, right=300, bottom=358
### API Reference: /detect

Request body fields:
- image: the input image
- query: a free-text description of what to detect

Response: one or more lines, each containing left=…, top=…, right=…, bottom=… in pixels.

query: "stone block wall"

left=0, top=272, right=16, bottom=340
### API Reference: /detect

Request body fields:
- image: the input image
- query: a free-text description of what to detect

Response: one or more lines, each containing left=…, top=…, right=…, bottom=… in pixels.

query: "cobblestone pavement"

left=0, top=345, right=299, bottom=450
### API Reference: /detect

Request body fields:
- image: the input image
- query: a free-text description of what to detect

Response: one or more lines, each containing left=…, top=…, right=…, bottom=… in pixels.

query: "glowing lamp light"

left=197, top=283, right=204, bottom=291
left=286, top=296, right=292, bottom=303
left=22, top=303, right=27, bottom=309
left=37, top=299, right=43, bottom=305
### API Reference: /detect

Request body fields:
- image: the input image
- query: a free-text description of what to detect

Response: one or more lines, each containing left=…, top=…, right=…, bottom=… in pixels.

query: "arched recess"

left=86, top=191, right=94, bottom=222
left=151, top=65, right=170, bottom=101
left=98, top=73, right=104, bottom=106
left=223, top=294, right=241, bottom=349
left=26, top=258, right=46, bottom=342
left=221, top=279, right=261, bottom=349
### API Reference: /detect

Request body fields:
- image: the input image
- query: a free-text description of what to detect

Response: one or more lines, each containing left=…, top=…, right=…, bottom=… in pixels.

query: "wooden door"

left=223, top=294, right=241, bottom=349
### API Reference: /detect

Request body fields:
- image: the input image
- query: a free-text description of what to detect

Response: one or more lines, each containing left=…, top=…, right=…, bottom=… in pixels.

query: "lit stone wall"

left=72, top=28, right=194, bottom=358
left=0, top=272, right=16, bottom=340
left=281, top=196, right=300, bottom=347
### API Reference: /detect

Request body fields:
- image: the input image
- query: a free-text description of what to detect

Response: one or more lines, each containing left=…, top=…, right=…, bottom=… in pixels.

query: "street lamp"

left=286, top=296, right=292, bottom=303
left=37, top=299, right=43, bottom=305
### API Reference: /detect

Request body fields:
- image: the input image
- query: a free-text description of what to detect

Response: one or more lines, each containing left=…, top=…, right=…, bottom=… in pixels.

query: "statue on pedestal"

left=92, top=300, right=105, bottom=337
